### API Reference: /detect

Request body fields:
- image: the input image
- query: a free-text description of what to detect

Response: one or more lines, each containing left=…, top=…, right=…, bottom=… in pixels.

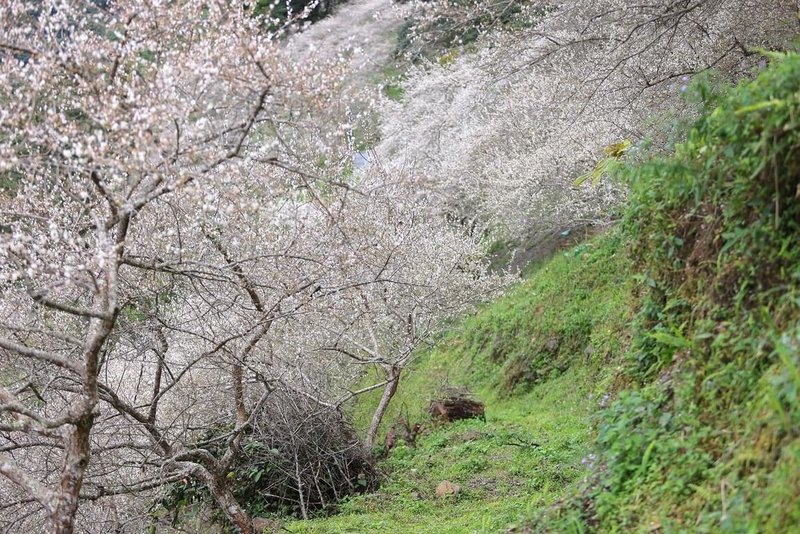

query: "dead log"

left=428, top=397, right=485, bottom=423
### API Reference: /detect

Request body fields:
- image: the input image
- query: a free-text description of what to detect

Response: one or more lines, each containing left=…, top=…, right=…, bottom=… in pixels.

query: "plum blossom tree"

left=0, top=1, right=338, bottom=529
left=0, top=1, right=507, bottom=532
left=264, top=176, right=506, bottom=448
left=378, top=0, right=798, bottom=242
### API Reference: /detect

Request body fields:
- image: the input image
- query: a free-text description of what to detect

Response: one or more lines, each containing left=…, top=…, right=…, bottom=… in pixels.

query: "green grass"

left=290, top=368, right=595, bottom=533
left=287, top=235, right=634, bottom=533
left=354, top=234, right=632, bottom=431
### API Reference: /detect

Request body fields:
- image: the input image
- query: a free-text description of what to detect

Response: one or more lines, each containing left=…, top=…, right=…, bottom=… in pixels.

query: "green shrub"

left=574, top=52, right=800, bottom=531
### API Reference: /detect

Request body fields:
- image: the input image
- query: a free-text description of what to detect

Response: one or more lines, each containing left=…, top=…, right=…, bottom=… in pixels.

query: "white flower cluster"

left=378, top=0, right=796, bottom=242
left=0, top=1, right=508, bottom=530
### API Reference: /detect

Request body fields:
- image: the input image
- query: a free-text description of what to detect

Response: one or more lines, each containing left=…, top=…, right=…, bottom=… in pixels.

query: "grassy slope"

left=288, top=236, right=634, bottom=533
left=289, top=53, right=800, bottom=533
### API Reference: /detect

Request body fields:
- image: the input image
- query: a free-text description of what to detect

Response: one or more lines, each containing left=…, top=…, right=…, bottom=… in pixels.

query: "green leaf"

left=735, top=99, right=785, bottom=115
left=639, top=439, right=657, bottom=475
left=649, top=330, right=692, bottom=350
left=574, top=139, right=632, bottom=186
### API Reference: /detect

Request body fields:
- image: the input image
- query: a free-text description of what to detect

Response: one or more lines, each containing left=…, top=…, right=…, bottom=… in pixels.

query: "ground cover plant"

left=565, top=51, right=800, bottom=533
left=288, top=233, right=634, bottom=532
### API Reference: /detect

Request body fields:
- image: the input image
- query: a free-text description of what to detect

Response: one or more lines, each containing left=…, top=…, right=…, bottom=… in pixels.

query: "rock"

left=435, top=480, right=461, bottom=498
left=545, top=337, right=559, bottom=353
left=459, top=429, right=482, bottom=442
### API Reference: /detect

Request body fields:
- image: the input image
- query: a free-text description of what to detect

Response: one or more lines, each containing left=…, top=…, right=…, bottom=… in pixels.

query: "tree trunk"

left=232, top=363, right=248, bottom=424
left=45, top=217, right=128, bottom=532
left=207, top=471, right=254, bottom=534
left=365, top=366, right=401, bottom=449
left=47, top=411, right=94, bottom=534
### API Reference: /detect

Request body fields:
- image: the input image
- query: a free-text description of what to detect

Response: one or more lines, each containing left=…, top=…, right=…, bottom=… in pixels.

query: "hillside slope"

left=287, top=53, right=800, bottom=533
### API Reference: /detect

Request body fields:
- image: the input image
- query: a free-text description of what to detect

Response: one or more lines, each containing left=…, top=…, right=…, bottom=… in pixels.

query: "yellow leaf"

left=603, top=139, right=632, bottom=158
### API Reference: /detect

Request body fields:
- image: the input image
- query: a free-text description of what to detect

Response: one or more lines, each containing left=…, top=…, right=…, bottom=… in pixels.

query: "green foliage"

left=252, top=0, right=344, bottom=26
left=395, top=0, right=549, bottom=62
left=0, top=169, right=22, bottom=195
left=383, top=83, right=405, bottom=102
left=368, top=63, right=406, bottom=104
left=623, top=54, right=800, bottom=313
left=539, top=52, right=800, bottom=532
left=574, top=139, right=632, bottom=187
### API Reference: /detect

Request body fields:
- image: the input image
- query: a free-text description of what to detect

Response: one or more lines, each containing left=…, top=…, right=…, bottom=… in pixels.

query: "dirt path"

left=287, top=0, right=410, bottom=81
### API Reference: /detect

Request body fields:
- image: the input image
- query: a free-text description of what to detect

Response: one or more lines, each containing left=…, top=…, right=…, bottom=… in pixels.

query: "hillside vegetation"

left=288, top=52, right=800, bottom=532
